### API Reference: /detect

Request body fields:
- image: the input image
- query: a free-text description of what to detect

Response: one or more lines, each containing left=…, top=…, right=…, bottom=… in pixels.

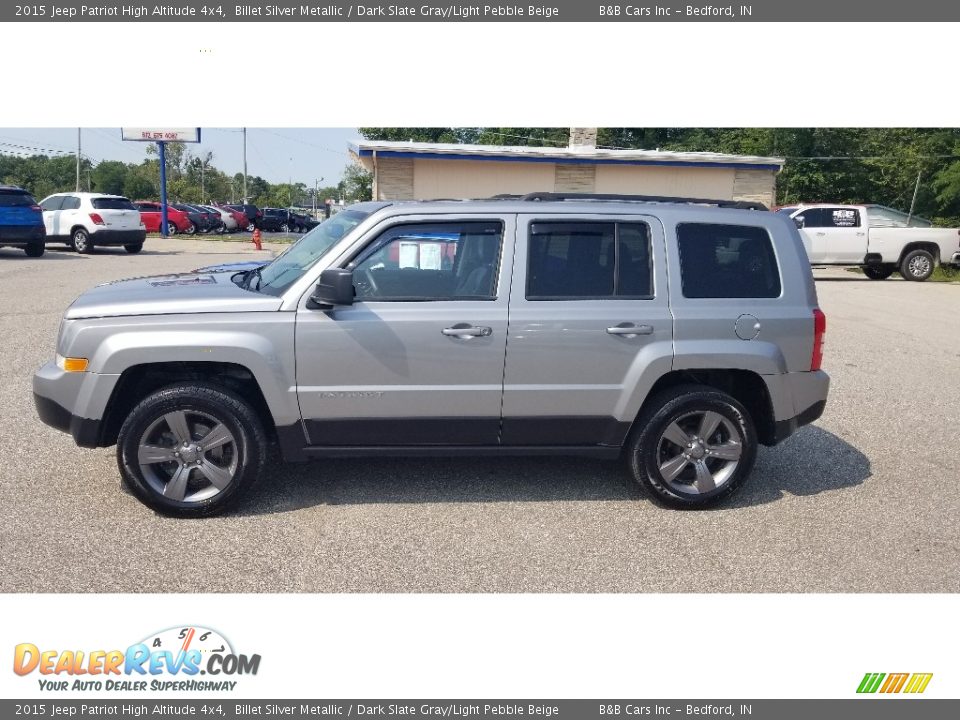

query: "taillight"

left=30, top=204, right=42, bottom=212
left=811, top=308, right=826, bottom=371
left=89, top=213, right=105, bottom=226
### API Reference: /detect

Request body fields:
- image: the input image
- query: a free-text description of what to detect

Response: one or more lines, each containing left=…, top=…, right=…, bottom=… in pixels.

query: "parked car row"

left=138, top=200, right=320, bottom=235
left=2, top=184, right=328, bottom=256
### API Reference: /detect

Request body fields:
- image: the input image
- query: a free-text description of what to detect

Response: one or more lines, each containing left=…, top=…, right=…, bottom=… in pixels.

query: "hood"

left=65, top=272, right=283, bottom=319
left=193, top=260, right=267, bottom=274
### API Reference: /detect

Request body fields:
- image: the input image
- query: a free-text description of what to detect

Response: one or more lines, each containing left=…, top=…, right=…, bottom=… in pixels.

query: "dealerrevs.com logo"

left=13, top=626, right=261, bottom=692
left=857, top=672, right=933, bottom=694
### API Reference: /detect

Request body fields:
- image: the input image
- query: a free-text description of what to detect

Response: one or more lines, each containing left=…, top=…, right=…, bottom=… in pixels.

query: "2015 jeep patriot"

left=33, top=194, right=829, bottom=516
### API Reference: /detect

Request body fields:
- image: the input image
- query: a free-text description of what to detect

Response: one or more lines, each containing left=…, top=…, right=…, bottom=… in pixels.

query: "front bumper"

left=33, top=361, right=117, bottom=448
left=89, top=229, right=147, bottom=246
left=34, top=392, right=103, bottom=448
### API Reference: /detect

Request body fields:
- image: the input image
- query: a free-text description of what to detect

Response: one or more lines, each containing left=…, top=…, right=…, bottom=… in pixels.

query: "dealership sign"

left=121, top=128, right=201, bottom=143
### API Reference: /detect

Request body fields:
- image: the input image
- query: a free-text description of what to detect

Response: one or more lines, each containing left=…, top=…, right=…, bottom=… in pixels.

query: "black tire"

left=863, top=265, right=894, bottom=280
left=25, top=241, right=45, bottom=257
left=124, top=243, right=143, bottom=254
left=166, top=223, right=178, bottom=236
left=185, top=222, right=197, bottom=235
left=116, top=383, right=267, bottom=518
left=900, top=249, right=935, bottom=281
left=280, top=223, right=290, bottom=233
left=71, top=228, right=93, bottom=254
left=625, top=384, right=757, bottom=509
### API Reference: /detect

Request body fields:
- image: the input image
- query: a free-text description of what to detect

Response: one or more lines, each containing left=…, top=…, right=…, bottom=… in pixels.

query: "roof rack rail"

left=500, top=192, right=769, bottom=211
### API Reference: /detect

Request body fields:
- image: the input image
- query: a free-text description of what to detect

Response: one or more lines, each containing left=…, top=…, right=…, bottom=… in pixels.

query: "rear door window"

left=526, top=221, right=653, bottom=299
left=61, top=196, right=81, bottom=210
left=677, top=223, right=781, bottom=299
left=825, top=207, right=860, bottom=227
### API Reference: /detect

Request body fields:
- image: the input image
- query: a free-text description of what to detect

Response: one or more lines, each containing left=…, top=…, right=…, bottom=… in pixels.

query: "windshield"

left=254, top=209, right=370, bottom=296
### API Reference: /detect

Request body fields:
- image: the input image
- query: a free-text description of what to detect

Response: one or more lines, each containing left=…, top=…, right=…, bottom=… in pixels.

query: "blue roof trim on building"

left=355, top=148, right=782, bottom=172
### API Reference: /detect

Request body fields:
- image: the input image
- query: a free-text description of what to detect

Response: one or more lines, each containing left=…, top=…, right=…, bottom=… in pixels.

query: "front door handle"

left=606, top=323, right=654, bottom=337
left=442, top=324, right=493, bottom=339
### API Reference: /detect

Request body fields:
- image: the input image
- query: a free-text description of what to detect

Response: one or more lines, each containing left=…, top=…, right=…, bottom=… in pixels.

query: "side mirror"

left=308, top=267, right=354, bottom=309
left=793, top=216, right=805, bottom=229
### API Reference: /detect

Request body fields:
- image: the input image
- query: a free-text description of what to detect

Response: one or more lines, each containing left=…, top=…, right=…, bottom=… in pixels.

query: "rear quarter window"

left=676, top=223, right=781, bottom=299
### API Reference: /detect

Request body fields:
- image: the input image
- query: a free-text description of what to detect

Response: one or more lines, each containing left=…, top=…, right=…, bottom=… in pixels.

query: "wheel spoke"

left=164, top=411, right=192, bottom=444
left=707, top=441, right=742, bottom=461
left=697, top=411, right=723, bottom=442
left=138, top=444, right=177, bottom=465
left=659, top=454, right=690, bottom=482
left=162, top=465, right=190, bottom=501
left=197, top=461, right=233, bottom=490
left=693, top=460, right=716, bottom=493
left=662, top=421, right=692, bottom=448
left=199, top=423, right=232, bottom=451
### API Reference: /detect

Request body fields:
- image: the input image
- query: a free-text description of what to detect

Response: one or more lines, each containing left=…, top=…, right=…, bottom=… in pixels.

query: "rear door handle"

left=442, top=324, right=492, bottom=339
left=606, top=323, right=654, bottom=337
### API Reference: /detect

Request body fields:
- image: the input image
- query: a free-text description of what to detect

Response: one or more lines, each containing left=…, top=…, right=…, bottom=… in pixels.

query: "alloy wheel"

left=656, top=410, right=743, bottom=495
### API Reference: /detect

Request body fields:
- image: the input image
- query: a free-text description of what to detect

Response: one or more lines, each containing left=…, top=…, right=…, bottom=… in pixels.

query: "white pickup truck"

left=779, top=203, right=960, bottom=281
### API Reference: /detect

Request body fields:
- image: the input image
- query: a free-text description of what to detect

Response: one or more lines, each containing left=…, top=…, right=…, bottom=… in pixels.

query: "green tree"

left=91, top=160, right=128, bottom=195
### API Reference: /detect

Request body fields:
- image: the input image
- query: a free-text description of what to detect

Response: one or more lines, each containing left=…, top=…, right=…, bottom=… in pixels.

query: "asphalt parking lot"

left=1, top=237, right=958, bottom=593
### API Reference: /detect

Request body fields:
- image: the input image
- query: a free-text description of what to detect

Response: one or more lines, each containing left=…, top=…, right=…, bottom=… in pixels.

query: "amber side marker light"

left=56, top=355, right=89, bottom=373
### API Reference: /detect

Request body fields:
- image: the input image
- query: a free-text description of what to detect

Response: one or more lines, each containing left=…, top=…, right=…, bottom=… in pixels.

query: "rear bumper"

left=950, top=251, right=960, bottom=267
left=90, top=229, right=147, bottom=245
left=0, top=224, right=45, bottom=245
left=771, top=370, right=830, bottom=444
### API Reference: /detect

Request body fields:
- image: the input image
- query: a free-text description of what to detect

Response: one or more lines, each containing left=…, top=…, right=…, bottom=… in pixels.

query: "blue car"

left=0, top=185, right=45, bottom=257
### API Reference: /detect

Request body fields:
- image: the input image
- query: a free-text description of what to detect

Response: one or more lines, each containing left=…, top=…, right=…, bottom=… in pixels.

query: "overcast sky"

left=0, top=128, right=359, bottom=186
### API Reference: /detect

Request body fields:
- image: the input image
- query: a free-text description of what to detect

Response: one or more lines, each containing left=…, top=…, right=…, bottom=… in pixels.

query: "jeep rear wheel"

left=626, top=385, right=757, bottom=509
left=900, top=249, right=935, bottom=281
left=117, top=383, right=266, bottom=517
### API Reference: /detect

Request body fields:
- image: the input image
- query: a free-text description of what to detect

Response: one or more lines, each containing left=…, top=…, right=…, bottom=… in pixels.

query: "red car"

left=134, top=201, right=193, bottom=234
left=217, top=204, right=249, bottom=231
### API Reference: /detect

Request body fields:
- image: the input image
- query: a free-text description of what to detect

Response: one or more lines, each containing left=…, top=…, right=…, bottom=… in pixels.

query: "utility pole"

left=201, top=155, right=205, bottom=203
left=75, top=128, right=81, bottom=192
left=242, top=127, right=248, bottom=201
left=906, top=170, right=922, bottom=226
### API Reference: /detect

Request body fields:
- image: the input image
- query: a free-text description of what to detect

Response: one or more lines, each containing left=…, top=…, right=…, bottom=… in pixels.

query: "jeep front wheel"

left=626, top=385, right=757, bottom=509
left=117, top=383, right=266, bottom=517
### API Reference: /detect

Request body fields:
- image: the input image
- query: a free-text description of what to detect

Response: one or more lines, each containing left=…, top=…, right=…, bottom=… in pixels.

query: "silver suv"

left=33, top=194, right=830, bottom=516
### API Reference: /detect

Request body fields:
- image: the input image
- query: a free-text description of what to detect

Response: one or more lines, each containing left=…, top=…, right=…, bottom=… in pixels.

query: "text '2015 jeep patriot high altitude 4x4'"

left=34, top=194, right=830, bottom=517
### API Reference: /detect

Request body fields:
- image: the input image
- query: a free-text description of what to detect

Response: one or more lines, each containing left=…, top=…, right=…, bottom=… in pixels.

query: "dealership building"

left=349, top=129, right=785, bottom=207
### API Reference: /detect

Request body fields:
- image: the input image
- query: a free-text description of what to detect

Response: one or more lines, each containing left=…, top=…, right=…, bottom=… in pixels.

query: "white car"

left=204, top=205, right=239, bottom=232
left=39, top=192, right=147, bottom=254
left=783, top=203, right=960, bottom=281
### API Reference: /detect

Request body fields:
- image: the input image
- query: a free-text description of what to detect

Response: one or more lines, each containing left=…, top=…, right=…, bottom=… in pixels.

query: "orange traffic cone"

left=252, top=228, right=262, bottom=251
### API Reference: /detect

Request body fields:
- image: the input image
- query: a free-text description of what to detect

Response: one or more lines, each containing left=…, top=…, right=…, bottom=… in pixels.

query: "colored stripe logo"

left=857, top=672, right=933, bottom=694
